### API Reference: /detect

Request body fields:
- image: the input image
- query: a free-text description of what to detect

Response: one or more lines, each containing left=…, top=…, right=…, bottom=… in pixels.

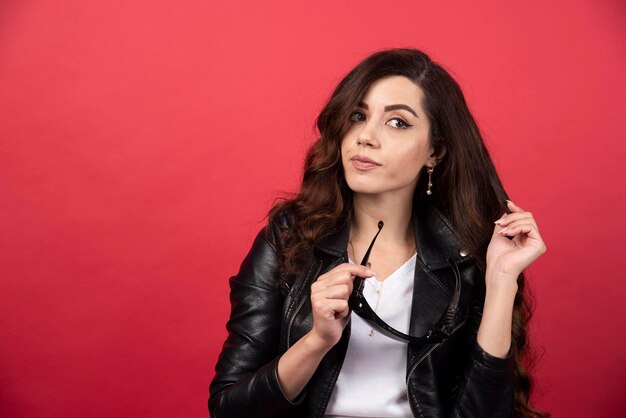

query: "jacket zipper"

left=405, top=317, right=468, bottom=417
left=286, top=259, right=323, bottom=349
left=406, top=343, right=440, bottom=418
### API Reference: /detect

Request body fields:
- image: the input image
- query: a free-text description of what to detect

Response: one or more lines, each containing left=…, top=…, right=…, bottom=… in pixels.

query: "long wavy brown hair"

left=266, top=48, right=548, bottom=417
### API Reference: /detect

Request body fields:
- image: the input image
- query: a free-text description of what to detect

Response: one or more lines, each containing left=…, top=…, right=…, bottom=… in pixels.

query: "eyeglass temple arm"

left=359, top=221, right=384, bottom=267
left=351, top=221, right=384, bottom=294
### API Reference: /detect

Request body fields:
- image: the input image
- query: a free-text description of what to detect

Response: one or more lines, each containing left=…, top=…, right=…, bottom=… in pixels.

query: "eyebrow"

left=357, top=101, right=418, bottom=118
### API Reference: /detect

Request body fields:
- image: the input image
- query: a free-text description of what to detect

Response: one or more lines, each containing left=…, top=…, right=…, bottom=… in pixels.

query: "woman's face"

left=341, top=75, right=436, bottom=197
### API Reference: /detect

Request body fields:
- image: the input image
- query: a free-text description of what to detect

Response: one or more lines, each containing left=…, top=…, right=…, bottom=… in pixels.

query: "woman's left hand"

left=486, top=200, right=547, bottom=282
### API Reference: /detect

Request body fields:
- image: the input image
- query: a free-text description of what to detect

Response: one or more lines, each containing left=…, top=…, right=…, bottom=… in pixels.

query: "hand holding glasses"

left=347, top=221, right=463, bottom=344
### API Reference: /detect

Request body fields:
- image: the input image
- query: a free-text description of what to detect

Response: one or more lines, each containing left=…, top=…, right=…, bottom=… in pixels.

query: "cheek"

left=388, top=147, right=426, bottom=177
left=394, top=145, right=424, bottom=165
left=341, top=143, right=350, bottom=173
left=340, top=143, right=349, bottom=166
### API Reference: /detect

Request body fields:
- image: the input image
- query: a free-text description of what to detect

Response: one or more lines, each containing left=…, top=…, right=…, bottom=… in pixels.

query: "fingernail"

left=365, top=268, right=377, bottom=276
left=499, top=228, right=509, bottom=234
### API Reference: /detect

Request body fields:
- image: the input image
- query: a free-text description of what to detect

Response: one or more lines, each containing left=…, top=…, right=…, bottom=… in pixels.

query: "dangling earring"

left=426, top=164, right=434, bottom=195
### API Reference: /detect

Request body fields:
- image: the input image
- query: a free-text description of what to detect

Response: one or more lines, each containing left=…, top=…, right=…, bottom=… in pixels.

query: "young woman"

left=209, top=48, right=548, bottom=418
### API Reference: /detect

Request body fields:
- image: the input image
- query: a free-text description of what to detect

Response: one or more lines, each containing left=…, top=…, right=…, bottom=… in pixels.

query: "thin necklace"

left=366, top=279, right=384, bottom=337
left=348, top=240, right=417, bottom=337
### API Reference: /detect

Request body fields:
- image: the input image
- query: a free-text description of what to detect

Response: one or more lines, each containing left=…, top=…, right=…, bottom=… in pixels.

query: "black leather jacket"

left=209, top=201, right=515, bottom=417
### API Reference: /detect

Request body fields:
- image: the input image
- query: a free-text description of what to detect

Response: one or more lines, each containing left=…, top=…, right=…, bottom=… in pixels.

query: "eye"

left=388, top=117, right=411, bottom=129
left=349, top=111, right=366, bottom=122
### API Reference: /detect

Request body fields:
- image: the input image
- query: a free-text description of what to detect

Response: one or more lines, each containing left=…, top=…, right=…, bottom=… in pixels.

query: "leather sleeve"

left=450, top=287, right=515, bottom=417
left=208, top=222, right=303, bottom=418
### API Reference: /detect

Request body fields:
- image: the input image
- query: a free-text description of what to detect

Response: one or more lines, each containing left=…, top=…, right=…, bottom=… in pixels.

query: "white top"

left=324, top=254, right=416, bottom=418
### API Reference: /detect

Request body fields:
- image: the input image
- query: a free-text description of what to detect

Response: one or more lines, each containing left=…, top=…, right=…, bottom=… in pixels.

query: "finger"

left=313, top=283, right=352, bottom=300
left=494, top=212, right=533, bottom=227
left=335, top=301, right=352, bottom=318
left=506, top=199, right=524, bottom=212
left=492, top=218, right=509, bottom=239
left=498, top=219, right=538, bottom=234
left=492, top=214, right=525, bottom=237
left=313, top=299, right=349, bottom=320
left=344, top=263, right=377, bottom=277
left=319, top=263, right=377, bottom=281
left=312, top=270, right=361, bottom=294
left=326, top=263, right=374, bottom=276
left=498, top=223, right=542, bottom=240
left=328, top=299, right=350, bottom=319
left=313, top=270, right=351, bottom=292
left=505, top=223, right=547, bottom=253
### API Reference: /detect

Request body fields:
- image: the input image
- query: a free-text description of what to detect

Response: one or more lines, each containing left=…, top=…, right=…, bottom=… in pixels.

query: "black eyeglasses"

left=347, top=221, right=463, bottom=344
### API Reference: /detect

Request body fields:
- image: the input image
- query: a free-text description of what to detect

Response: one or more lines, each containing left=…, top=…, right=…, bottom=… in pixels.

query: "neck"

left=350, top=190, right=415, bottom=248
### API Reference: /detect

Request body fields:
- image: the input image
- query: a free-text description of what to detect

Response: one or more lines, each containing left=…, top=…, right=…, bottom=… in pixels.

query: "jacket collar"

left=314, top=199, right=471, bottom=270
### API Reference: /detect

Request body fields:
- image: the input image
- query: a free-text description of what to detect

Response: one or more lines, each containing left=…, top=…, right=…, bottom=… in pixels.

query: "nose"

left=356, top=120, right=380, bottom=148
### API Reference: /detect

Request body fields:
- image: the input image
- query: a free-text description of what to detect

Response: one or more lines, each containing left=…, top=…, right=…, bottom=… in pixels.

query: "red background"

left=1, top=1, right=625, bottom=417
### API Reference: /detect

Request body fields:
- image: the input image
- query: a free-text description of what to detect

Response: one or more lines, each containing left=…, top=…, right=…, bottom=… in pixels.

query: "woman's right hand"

left=309, top=263, right=377, bottom=349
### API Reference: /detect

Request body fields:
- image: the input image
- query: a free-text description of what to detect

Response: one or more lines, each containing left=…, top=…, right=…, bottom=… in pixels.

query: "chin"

left=345, top=174, right=417, bottom=197
left=345, top=178, right=385, bottom=195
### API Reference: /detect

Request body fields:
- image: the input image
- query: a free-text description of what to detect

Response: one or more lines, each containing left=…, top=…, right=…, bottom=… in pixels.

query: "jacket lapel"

left=313, top=199, right=474, bottom=340
left=408, top=202, right=471, bottom=339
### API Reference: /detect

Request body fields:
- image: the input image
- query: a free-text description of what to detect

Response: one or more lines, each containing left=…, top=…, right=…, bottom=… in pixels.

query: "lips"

left=350, top=155, right=381, bottom=170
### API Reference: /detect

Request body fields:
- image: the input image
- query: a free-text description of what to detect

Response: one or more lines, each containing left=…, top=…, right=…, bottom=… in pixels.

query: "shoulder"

left=270, top=205, right=295, bottom=230
left=232, top=210, right=293, bottom=290
left=263, top=205, right=296, bottom=250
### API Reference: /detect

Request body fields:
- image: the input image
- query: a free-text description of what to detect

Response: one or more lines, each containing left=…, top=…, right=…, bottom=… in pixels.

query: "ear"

left=430, top=144, right=446, bottom=165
